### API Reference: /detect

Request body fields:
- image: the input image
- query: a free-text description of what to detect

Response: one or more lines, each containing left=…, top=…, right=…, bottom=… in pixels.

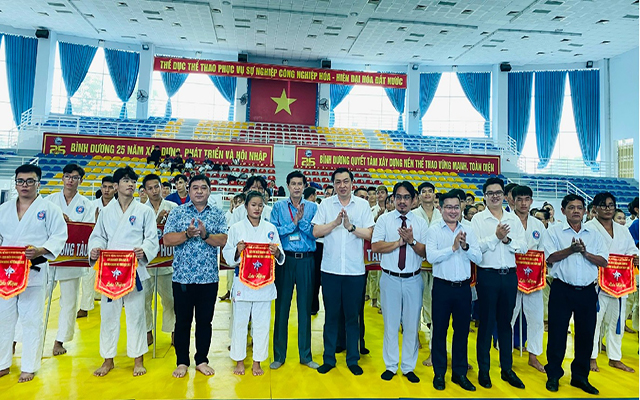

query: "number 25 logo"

left=49, top=145, right=66, bottom=154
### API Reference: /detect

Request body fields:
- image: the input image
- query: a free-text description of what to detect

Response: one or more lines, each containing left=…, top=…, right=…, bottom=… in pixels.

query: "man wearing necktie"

left=372, top=181, right=428, bottom=383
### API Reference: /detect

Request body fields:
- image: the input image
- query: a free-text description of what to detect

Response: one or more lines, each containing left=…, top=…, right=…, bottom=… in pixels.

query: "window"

left=421, top=72, right=487, bottom=138
left=332, top=85, right=400, bottom=130
left=0, top=40, right=16, bottom=146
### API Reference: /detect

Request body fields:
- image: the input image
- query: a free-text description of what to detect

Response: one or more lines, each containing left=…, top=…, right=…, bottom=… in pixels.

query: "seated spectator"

left=147, top=145, right=162, bottom=167
left=184, top=153, right=195, bottom=171
left=159, top=155, right=172, bottom=170
left=199, top=157, right=214, bottom=173
left=171, top=151, right=185, bottom=173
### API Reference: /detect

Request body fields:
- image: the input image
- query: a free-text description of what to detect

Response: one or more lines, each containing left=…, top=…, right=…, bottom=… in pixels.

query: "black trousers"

left=475, top=267, right=517, bottom=373
left=321, top=272, right=366, bottom=366
left=172, top=282, right=218, bottom=367
left=338, top=270, right=366, bottom=350
left=545, top=279, right=597, bottom=381
left=432, top=277, right=472, bottom=377
left=311, top=243, right=323, bottom=315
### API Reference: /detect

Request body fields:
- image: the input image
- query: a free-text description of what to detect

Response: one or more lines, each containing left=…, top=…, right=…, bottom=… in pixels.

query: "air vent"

left=601, top=40, right=611, bottom=44
left=130, top=18, right=139, bottom=22
left=438, top=1, right=456, bottom=6
left=560, top=38, right=570, bottom=42
left=211, top=8, right=221, bottom=13
left=355, top=21, right=365, bottom=26
left=532, top=9, right=551, bottom=13
left=595, top=19, right=609, bottom=24
left=439, top=30, right=448, bottom=34
left=257, top=29, right=266, bottom=34
left=386, top=40, right=394, bottom=44
left=482, top=44, right=497, bottom=48
left=461, top=9, right=473, bottom=14
left=409, top=33, right=425, bottom=37
left=143, top=10, right=160, bottom=15
left=397, top=26, right=407, bottom=31
left=537, top=51, right=545, bottom=55
left=256, top=14, right=267, bottom=20
left=48, top=2, right=66, bottom=7
left=235, top=25, right=250, bottom=29
left=56, top=9, right=72, bottom=14
left=307, top=34, right=317, bottom=38
left=235, top=18, right=250, bottom=23
left=558, top=49, right=571, bottom=52
left=312, top=19, right=323, bottom=24
left=121, top=35, right=136, bottom=39
left=303, top=47, right=312, bottom=51
left=326, top=26, right=341, bottom=30
left=552, top=16, right=565, bottom=21
left=545, top=0, right=563, bottom=4
left=256, top=43, right=265, bottom=46
left=376, top=52, right=384, bottom=56
left=117, top=2, right=128, bottom=7
left=568, top=43, right=583, bottom=47
left=623, top=14, right=639, bottom=19
left=404, top=39, right=419, bottom=42
left=84, top=13, right=94, bottom=18
left=217, top=38, right=226, bottom=42
left=172, top=22, right=181, bottom=27
left=490, top=39, right=505, bottom=43
left=507, top=11, right=519, bottom=16
left=324, top=32, right=339, bottom=36
left=147, top=17, right=163, bottom=21
left=200, top=41, right=214, bottom=44
left=415, top=5, right=427, bottom=10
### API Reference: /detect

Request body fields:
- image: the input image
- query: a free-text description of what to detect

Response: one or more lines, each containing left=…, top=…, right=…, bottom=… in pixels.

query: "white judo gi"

left=46, top=191, right=94, bottom=343
left=510, top=215, right=547, bottom=356
left=223, top=218, right=284, bottom=363
left=143, top=199, right=176, bottom=333
left=0, top=195, right=67, bottom=373
left=88, top=199, right=159, bottom=359
left=586, top=218, right=638, bottom=361
left=411, top=206, right=441, bottom=328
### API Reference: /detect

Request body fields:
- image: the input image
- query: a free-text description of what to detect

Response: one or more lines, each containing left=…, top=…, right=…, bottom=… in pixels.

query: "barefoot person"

left=163, top=174, right=227, bottom=378
left=223, top=191, right=285, bottom=376
left=0, top=164, right=67, bottom=383
left=88, top=166, right=159, bottom=377
left=46, top=163, right=95, bottom=356
left=510, top=185, right=548, bottom=373
left=587, top=192, right=638, bottom=374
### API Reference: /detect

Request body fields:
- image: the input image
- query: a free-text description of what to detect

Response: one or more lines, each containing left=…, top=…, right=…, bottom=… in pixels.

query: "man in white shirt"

left=510, top=185, right=547, bottom=373
left=471, top=177, right=528, bottom=389
left=426, top=190, right=482, bottom=391
left=46, top=163, right=95, bottom=356
left=543, top=194, right=608, bottom=395
left=142, top=173, right=177, bottom=347
left=372, top=182, right=428, bottom=384
left=312, top=168, right=374, bottom=376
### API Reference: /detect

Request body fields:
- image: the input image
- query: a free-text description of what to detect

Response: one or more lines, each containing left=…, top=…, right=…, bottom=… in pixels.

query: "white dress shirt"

left=471, top=208, right=528, bottom=269
left=371, top=210, right=428, bottom=274
left=412, top=205, right=442, bottom=228
left=426, top=219, right=482, bottom=281
left=311, top=194, right=375, bottom=276
left=543, top=221, right=609, bottom=286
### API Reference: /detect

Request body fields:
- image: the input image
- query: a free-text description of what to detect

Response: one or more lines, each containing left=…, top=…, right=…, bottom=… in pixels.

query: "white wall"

left=609, top=48, right=639, bottom=180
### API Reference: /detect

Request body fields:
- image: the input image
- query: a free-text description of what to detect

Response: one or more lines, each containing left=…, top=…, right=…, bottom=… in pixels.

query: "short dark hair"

left=138, top=184, right=144, bottom=190
left=592, top=192, right=616, bottom=208
left=189, top=174, right=211, bottom=187
left=504, top=182, right=518, bottom=196
left=482, top=177, right=505, bottom=193
left=439, top=190, right=462, bottom=207
left=535, top=208, right=550, bottom=220
left=15, top=164, right=42, bottom=180
left=629, top=197, right=639, bottom=216
left=561, top=193, right=585, bottom=208
left=587, top=202, right=594, bottom=212
left=173, top=174, right=188, bottom=183
left=354, top=187, right=368, bottom=198
left=143, top=174, right=162, bottom=189
left=392, top=181, right=417, bottom=199
left=367, top=186, right=377, bottom=192
left=512, top=185, right=533, bottom=199
left=614, top=208, right=626, bottom=216
left=450, top=189, right=466, bottom=201
left=244, top=175, right=268, bottom=192
left=435, top=192, right=442, bottom=199
left=113, top=166, right=138, bottom=184
left=245, top=190, right=264, bottom=205
left=286, top=171, right=307, bottom=185
left=233, top=193, right=246, bottom=202
left=331, top=167, right=353, bottom=182
left=162, top=181, right=171, bottom=188
left=101, top=176, right=114, bottom=184
left=464, top=204, right=478, bottom=217
left=324, top=184, right=334, bottom=191
left=62, top=163, right=85, bottom=178
left=418, top=182, right=435, bottom=192
left=303, top=186, right=316, bottom=199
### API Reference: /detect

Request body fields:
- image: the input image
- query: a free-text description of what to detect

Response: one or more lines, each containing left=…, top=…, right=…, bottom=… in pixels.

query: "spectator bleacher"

left=377, top=129, right=510, bottom=155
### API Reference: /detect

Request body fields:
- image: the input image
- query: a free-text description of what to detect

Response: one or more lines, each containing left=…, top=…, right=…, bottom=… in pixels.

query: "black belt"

left=480, top=267, right=515, bottom=275
left=556, top=280, right=596, bottom=291
left=434, top=277, right=471, bottom=287
left=30, top=256, right=47, bottom=272
left=382, top=268, right=421, bottom=278
left=284, top=251, right=314, bottom=259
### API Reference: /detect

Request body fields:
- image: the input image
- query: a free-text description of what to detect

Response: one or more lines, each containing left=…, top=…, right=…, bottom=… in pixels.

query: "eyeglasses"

left=443, top=205, right=461, bottom=211
left=485, top=190, right=504, bottom=198
left=394, top=194, right=412, bottom=201
left=15, top=179, right=38, bottom=186
left=597, top=204, right=616, bottom=210
left=62, top=175, right=82, bottom=181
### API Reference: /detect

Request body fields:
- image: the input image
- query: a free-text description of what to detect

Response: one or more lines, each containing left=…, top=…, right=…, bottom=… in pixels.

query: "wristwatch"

left=348, top=224, right=357, bottom=233
left=203, top=232, right=211, bottom=240
left=462, top=243, right=469, bottom=251
left=408, top=239, right=417, bottom=247
left=502, top=237, right=512, bottom=245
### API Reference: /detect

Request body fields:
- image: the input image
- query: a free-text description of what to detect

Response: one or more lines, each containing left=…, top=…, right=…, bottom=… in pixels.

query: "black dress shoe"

left=546, top=378, right=559, bottom=392
left=404, top=371, right=420, bottom=383
left=348, top=364, right=363, bottom=376
left=452, top=374, right=476, bottom=391
left=570, top=378, right=599, bottom=395
left=335, top=346, right=345, bottom=353
left=433, top=374, right=445, bottom=391
left=381, top=370, right=395, bottom=381
left=501, top=369, right=525, bottom=389
left=360, top=346, right=370, bottom=355
left=478, top=371, right=492, bottom=388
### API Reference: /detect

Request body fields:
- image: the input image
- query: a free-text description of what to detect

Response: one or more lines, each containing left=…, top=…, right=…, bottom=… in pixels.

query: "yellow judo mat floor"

left=1, top=275, right=639, bottom=400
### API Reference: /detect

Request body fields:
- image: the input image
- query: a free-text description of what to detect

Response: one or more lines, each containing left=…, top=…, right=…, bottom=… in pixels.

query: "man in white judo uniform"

left=142, top=173, right=177, bottom=347
left=0, top=164, right=67, bottom=382
left=587, top=192, right=638, bottom=374
left=46, top=163, right=95, bottom=356
left=89, top=166, right=159, bottom=377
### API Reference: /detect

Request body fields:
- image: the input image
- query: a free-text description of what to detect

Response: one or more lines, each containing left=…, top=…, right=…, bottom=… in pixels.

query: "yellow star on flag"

left=271, top=89, right=297, bottom=115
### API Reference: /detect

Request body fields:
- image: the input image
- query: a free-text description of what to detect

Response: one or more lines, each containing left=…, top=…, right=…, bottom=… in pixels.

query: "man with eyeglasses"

left=543, top=194, right=608, bottom=395
left=586, top=192, right=638, bottom=375
left=372, top=181, right=428, bottom=384
left=45, top=163, right=95, bottom=357
left=0, top=164, right=67, bottom=383
left=471, top=177, right=527, bottom=389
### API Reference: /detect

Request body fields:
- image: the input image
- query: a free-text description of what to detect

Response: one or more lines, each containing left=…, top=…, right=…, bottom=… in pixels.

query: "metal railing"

left=516, top=156, right=618, bottom=178
left=508, top=177, right=592, bottom=201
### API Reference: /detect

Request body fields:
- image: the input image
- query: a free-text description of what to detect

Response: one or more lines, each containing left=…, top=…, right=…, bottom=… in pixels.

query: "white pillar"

left=317, top=83, right=330, bottom=127
left=32, top=31, right=57, bottom=118
left=234, top=77, right=248, bottom=122
left=491, top=64, right=508, bottom=143
left=599, top=60, right=613, bottom=176
left=136, top=44, right=154, bottom=119
left=405, top=66, right=420, bottom=135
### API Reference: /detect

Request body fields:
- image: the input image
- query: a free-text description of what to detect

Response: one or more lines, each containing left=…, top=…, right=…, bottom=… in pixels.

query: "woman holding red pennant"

left=223, top=191, right=285, bottom=377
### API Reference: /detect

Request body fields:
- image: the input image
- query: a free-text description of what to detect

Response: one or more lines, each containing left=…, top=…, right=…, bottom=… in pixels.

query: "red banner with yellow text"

left=95, top=250, right=138, bottom=300
left=154, top=56, right=406, bottom=89
left=295, top=146, right=500, bottom=175
left=0, top=247, right=30, bottom=299
left=239, top=243, right=275, bottom=289
left=42, top=133, right=274, bottom=167
left=599, top=254, right=637, bottom=298
left=516, top=250, right=546, bottom=294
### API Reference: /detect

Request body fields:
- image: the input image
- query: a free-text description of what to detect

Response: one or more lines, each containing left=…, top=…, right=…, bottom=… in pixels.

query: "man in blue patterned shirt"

left=163, top=174, right=227, bottom=379
left=270, top=171, right=319, bottom=370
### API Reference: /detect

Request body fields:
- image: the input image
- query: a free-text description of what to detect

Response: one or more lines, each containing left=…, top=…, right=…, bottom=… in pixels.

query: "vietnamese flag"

left=249, top=78, right=317, bottom=125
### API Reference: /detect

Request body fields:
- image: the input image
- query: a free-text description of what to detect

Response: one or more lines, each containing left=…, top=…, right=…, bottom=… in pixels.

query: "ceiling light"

left=537, top=51, right=545, bottom=55
left=172, top=22, right=181, bottom=26
left=117, top=2, right=128, bottom=7
left=461, top=9, right=473, bottom=14
left=222, top=1, right=231, bottom=4
left=552, top=16, right=565, bottom=21
left=532, top=9, right=551, bottom=13
left=521, top=35, right=529, bottom=39
left=596, top=19, right=609, bottom=24
left=415, top=5, right=426, bottom=10
left=211, top=8, right=221, bottom=13
left=165, top=6, right=175, bottom=11
left=601, top=40, right=611, bottom=44
left=350, top=12, right=358, bottom=17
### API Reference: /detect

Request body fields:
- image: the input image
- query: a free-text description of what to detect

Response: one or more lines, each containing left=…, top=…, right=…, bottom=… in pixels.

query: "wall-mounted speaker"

left=320, top=59, right=331, bottom=69
left=238, top=53, right=248, bottom=63
left=35, top=29, right=50, bottom=39
left=500, top=62, right=512, bottom=72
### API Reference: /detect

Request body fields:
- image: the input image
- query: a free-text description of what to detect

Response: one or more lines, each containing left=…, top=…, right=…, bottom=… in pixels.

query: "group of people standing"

left=0, top=162, right=637, bottom=397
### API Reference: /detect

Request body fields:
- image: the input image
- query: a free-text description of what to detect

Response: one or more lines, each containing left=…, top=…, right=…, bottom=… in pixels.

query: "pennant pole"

left=42, top=266, right=57, bottom=357
left=153, top=268, right=158, bottom=359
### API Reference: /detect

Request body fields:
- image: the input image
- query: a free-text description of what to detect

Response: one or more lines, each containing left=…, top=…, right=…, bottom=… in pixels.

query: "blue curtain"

left=59, top=42, right=97, bottom=115
left=4, top=35, right=38, bottom=126
left=568, top=70, right=600, bottom=169
left=384, top=87, right=406, bottom=131
left=210, top=76, right=237, bottom=121
left=507, top=72, right=533, bottom=153
left=104, top=48, right=140, bottom=119
left=535, top=71, right=567, bottom=168
left=418, top=72, right=441, bottom=134
left=329, top=84, right=353, bottom=127
left=457, top=72, right=491, bottom=136
left=161, top=72, right=188, bottom=118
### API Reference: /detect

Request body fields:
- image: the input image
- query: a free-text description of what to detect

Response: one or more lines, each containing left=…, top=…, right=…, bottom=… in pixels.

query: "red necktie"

left=398, top=216, right=407, bottom=271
